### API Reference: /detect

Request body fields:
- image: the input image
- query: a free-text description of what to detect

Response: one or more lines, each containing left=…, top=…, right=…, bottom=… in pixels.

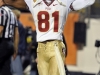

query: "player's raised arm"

left=3, top=0, right=27, bottom=9
left=70, top=0, right=95, bottom=11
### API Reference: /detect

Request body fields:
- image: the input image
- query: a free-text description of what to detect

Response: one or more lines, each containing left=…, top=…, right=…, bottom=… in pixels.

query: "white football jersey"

left=25, top=0, right=74, bottom=42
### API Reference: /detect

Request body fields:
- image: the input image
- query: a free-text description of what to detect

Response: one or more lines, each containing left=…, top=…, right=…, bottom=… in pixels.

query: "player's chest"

left=31, top=1, right=67, bottom=16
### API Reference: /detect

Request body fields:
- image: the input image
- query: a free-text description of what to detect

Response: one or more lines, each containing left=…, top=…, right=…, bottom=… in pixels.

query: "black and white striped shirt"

left=0, top=5, right=18, bottom=38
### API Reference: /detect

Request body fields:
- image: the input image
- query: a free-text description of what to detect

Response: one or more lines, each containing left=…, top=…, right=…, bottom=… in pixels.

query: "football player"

left=3, top=0, right=95, bottom=75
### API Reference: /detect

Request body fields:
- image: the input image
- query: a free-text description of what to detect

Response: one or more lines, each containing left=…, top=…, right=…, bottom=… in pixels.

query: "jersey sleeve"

left=0, top=8, right=7, bottom=26
left=67, top=0, right=75, bottom=12
left=72, top=0, right=95, bottom=11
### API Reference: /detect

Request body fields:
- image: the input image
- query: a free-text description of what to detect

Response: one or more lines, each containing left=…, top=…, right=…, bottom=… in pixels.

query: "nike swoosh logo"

left=53, top=4, right=58, bottom=6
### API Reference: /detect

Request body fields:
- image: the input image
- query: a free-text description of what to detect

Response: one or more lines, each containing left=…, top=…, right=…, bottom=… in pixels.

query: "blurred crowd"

left=10, top=8, right=38, bottom=75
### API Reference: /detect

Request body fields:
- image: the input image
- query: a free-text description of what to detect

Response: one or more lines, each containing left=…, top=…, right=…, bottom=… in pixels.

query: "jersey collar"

left=33, top=0, right=66, bottom=7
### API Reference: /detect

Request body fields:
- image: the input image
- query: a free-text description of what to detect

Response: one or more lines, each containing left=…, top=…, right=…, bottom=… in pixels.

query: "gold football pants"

left=37, top=40, right=66, bottom=75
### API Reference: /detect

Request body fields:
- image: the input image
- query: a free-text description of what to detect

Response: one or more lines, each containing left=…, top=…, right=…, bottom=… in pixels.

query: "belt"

left=39, top=40, right=55, bottom=44
left=39, top=40, right=61, bottom=44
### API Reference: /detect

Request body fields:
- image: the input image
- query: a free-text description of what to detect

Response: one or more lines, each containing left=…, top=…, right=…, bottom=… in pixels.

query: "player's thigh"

left=37, top=46, right=49, bottom=75
left=49, top=56, right=60, bottom=75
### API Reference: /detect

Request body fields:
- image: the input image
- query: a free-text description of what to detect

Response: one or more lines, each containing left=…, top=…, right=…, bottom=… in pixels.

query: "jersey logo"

left=53, top=4, right=58, bottom=6
left=45, top=7, right=51, bottom=10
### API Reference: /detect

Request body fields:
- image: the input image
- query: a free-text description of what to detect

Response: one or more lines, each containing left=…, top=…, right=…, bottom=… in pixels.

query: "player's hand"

left=12, top=50, right=18, bottom=60
left=35, top=58, right=38, bottom=63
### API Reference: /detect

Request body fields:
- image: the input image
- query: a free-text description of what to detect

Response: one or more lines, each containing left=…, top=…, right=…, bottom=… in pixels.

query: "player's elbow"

left=15, top=27, right=19, bottom=39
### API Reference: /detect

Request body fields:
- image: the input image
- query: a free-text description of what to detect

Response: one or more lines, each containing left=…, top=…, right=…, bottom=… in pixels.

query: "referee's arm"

left=0, top=26, right=3, bottom=36
left=13, top=26, right=19, bottom=60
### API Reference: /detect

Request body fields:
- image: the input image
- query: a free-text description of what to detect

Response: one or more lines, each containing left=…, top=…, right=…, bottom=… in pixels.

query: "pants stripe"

left=54, top=43, right=66, bottom=75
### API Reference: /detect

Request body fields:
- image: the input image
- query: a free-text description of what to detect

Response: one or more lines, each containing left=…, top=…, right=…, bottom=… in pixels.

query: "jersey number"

left=38, top=11, right=59, bottom=32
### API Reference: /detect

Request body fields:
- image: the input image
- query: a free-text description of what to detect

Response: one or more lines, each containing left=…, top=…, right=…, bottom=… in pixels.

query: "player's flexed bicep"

left=70, top=0, right=95, bottom=11
left=37, top=11, right=59, bottom=32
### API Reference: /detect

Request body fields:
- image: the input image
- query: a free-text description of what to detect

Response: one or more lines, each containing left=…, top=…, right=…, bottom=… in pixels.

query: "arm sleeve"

left=72, top=0, right=95, bottom=10
left=0, top=8, right=7, bottom=26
